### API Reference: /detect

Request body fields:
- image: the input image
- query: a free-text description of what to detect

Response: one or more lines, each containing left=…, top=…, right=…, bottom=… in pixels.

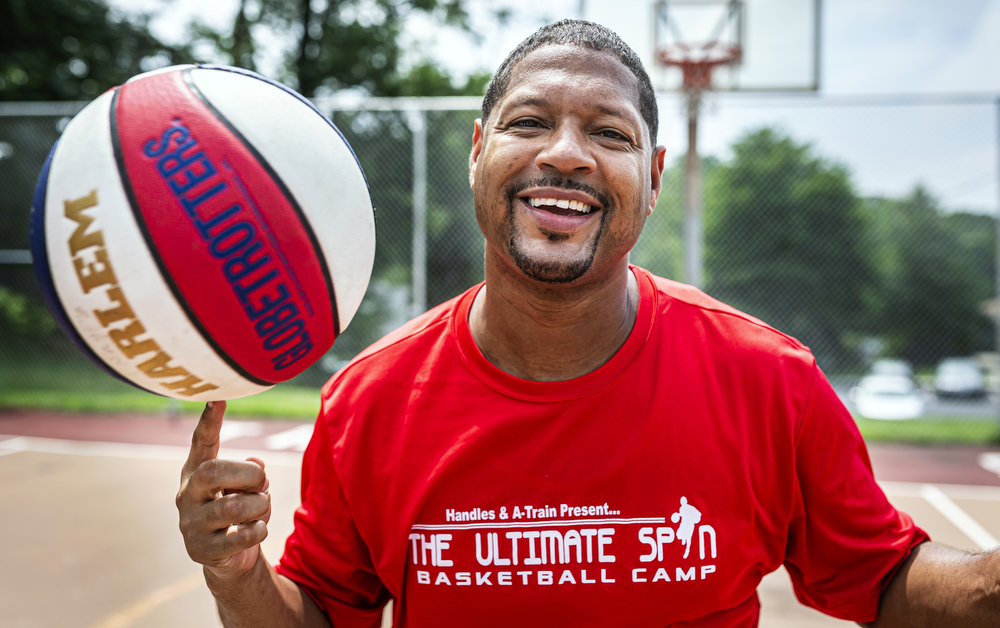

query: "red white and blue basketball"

left=29, top=65, right=376, bottom=401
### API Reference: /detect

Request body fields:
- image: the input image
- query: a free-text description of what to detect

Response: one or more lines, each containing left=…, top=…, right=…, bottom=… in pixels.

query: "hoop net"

left=657, top=42, right=742, bottom=93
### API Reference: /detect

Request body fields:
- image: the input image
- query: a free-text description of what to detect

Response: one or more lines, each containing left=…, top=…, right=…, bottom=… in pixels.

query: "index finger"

left=182, top=400, right=227, bottom=478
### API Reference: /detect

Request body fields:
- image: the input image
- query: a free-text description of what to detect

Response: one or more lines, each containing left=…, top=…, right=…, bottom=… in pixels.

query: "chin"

left=509, top=243, right=598, bottom=284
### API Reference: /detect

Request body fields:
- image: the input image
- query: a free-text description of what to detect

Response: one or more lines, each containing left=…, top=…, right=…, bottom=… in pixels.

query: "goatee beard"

left=504, top=178, right=611, bottom=284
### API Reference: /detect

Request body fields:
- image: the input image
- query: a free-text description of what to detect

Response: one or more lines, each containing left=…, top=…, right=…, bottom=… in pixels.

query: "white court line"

left=0, top=434, right=303, bottom=467
left=979, top=452, right=1000, bottom=480
left=0, top=436, right=28, bottom=457
left=219, top=421, right=264, bottom=443
left=918, top=484, right=1000, bottom=551
left=264, top=424, right=314, bottom=451
left=880, top=481, right=1000, bottom=501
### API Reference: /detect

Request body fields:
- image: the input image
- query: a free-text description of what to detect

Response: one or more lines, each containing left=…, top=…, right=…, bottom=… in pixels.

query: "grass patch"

left=855, top=415, right=1000, bottom=445
left=0, top=345, right=325, bottom=420
left=0, top=385, right=322, bottom=420
left=3, top=350, right=998, bottom=439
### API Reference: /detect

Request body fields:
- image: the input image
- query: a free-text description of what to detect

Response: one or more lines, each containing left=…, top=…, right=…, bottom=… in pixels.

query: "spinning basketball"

left=30, top=65, right=376, bottom=401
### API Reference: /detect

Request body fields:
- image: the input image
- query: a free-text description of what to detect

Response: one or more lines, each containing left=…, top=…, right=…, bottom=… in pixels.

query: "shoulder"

left=637, top=268, right=827, bottom=440
left=637, top=267, right=816, bottom=371
left=319, top=284, right=477, bottom=400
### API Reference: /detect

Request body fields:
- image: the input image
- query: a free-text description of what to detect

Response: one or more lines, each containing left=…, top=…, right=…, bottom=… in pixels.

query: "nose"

left=535, top=124, right=596, bottom=175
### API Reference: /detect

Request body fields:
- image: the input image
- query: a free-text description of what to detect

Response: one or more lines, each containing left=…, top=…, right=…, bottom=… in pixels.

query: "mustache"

left=505, top=177, right=612, bottom=210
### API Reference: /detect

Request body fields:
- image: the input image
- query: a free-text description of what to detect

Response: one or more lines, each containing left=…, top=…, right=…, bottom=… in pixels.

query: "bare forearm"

left=863, top=542, right=1000, bottom=628
left=206, top=552, right=331, bottom=628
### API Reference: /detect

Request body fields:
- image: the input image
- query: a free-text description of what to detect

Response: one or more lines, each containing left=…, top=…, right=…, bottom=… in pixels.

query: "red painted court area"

left=3, top=410, right=999, bottom=486
left=2, top=410, right=999, bottom=628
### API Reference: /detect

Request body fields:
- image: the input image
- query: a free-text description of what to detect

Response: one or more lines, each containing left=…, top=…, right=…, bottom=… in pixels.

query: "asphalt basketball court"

left=2, top=410, right=999, bottom=628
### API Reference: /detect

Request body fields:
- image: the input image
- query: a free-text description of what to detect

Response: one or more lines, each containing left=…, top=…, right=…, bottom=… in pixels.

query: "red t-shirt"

left=277, top=267, right=928, bottom=627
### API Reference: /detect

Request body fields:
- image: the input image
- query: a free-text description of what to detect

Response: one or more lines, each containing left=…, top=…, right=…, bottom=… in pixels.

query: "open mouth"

left=527, top=197, right=594, bottom=216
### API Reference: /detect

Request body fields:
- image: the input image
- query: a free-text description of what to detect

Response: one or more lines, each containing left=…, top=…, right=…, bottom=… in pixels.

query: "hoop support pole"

left=659, top=44, right=740, bottom=289
left=684, top=87, right=705, bottom=288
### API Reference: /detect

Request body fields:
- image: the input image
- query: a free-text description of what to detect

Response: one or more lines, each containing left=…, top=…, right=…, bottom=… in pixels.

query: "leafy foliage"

left=0, top=285, right=55, bottom=337
left=0, top=115, right=66, bottom=249
left=704, top=128, right=870, bottom=370
left=688, top=127, right=995, bottom=371
left=323, top=108, right=483, bottom=359
left=1, top=0, right=196, bottom=101
left=864, top=188, right=993, bottom=366
left=189, top=0, right=488, bottom=98
left=630, top=155, right=689, bottom=281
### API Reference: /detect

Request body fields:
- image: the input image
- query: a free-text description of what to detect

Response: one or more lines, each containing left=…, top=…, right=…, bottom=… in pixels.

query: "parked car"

left=934, top=357, right=987, bottom=399
left=850, top=374, right=925, bottom=420
left=869, top=358, right=914, bottom=379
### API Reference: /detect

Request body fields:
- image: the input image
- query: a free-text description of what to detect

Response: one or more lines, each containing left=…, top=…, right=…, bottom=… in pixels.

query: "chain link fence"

left=1, top=96, right=998, bottom=441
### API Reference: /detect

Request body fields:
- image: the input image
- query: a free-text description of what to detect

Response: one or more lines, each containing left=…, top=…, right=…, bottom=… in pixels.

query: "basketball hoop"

left=645, top=0, right=819, bottom=290
left=657, top=41, right=742, bottom=94
left=655, top=40, right=742, bottom=290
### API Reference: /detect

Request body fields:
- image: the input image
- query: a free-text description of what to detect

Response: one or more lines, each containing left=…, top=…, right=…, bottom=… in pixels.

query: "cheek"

left=612, top=168, right=648, bottom=217
left=473, top=167, right=509, bottom=240
left=603, top=171, right=650, bottom=249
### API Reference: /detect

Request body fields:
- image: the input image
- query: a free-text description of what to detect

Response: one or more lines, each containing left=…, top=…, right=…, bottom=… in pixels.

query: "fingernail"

left=206, top=401, right=214, bottom=408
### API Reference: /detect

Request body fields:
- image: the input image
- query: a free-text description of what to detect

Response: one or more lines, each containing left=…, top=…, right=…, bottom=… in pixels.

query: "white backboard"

left=585, top=0, right=822, bottom=93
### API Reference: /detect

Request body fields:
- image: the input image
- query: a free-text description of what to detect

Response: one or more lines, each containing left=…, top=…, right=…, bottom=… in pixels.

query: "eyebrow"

left=594, top=104, right=628, bottom=119
left=503, top=97, right=636, bottom=123
left=503, top=96, right=550, bottom=112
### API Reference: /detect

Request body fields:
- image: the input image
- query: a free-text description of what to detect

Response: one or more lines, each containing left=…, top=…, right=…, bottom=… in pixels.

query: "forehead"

left=499, top=45, right=643, bottom=120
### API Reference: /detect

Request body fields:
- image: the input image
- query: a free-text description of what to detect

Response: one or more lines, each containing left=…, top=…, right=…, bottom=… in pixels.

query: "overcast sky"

left=114, top=0, right=1000, bottom=213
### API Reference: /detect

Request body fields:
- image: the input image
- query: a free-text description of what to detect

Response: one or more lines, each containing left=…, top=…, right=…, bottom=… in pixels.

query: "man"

left=176, top=20, right=1000, bottom=627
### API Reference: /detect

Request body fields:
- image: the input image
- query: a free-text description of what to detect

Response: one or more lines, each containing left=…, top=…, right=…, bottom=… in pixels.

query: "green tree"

left=943, top=210, right=997, bottom=307
left=630, top=154, right=713, bottom=281
left=191, top=0, right=490, bottom=98
left=944, top=211, right=998, bottom=355
left=1, top=0, right=196, bottom=101
left=704, top=128, right=871, bottom=371
left=865, top=188, right=992, bottom=366
left=1, top=0, right=201, bottom=255
left=321, top=108, right=483, bottom=362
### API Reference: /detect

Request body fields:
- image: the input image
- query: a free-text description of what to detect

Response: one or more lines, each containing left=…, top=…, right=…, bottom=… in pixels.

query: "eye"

left=597, top=129, right=629, bottom=142
left=511, top=118, right=543, bottom=129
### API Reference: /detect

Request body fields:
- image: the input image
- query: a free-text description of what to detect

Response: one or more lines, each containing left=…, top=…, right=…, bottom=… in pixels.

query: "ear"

left=647, top=145, right=667, bottom=216
left=469, top=118, right=484, bottom=190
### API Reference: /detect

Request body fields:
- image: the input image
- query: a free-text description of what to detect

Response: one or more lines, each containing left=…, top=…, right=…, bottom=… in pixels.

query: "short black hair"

left=481, top=19, right=658, bottom=145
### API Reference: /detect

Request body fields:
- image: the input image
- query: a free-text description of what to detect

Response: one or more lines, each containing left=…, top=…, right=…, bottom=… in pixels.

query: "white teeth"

left=527, top=197, right=593, bottom=214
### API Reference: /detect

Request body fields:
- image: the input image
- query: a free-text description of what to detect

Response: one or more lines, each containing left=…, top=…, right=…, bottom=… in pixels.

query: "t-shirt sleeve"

left=275, top=415, right=389, bottom=627
left=783, top=364, right=929, bottom=622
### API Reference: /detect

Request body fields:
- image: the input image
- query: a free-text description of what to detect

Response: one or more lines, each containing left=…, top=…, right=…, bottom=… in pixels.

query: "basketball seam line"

left=196, top=63, right=377, bottom=226
left=109, top=84, right=274, bottom=388
left=29, top=131, right=151, bottom=393
left=182, top=68, right=342, bottom=338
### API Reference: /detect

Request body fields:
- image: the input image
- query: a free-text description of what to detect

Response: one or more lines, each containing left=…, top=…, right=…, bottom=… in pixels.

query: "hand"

left=176, top=401, right=272, bottom=582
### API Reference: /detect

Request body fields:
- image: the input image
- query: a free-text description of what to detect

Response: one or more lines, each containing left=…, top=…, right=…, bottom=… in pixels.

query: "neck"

left=469, top=260, right=639, bottom=381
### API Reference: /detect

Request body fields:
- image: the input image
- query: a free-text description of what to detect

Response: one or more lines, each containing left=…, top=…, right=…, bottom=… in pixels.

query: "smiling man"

left=176, top=20, right=1000, bottom=628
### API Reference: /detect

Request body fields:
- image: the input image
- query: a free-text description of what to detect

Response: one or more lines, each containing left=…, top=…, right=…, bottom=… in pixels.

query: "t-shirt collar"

left=452, top=266, right=658, bottom=402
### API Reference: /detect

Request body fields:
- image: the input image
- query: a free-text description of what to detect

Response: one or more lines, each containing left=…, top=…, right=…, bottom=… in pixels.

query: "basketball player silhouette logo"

left=671, top=496, right=702, bottom=559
